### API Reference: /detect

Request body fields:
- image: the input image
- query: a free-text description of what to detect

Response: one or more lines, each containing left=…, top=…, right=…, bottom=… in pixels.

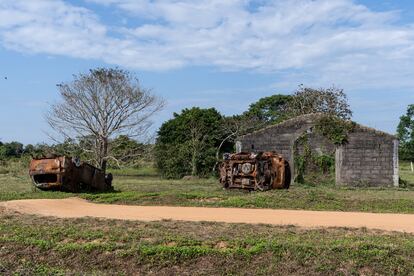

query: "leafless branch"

left=283, top=85, right=352, bottom=120
left=46, top=68, right=164, bottom=172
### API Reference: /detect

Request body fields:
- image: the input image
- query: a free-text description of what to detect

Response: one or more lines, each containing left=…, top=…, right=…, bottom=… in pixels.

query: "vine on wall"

left=294, top=134, right=335, bottom=184
left=293, top=115, right=353, bottom=184
left=314, top=115, right=356, bottom=145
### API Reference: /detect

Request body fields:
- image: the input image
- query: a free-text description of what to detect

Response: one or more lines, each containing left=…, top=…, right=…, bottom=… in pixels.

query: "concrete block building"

left=236, top=113, right=399, bottom=187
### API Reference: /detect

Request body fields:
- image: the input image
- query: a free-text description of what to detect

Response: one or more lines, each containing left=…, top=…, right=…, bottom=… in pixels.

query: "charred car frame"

left=219, top=152, right=291, bottom=191
left=29, top=156, right=113, bottom=192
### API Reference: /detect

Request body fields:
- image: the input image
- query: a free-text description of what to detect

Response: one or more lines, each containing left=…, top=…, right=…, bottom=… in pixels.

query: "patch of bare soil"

left=1, top=197, right=414, bottom=233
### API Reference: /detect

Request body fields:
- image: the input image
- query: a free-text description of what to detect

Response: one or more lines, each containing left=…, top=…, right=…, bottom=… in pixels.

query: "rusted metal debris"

left=29, top=156, right=113, bottom=192
left=219, top=152, right=291, bottom=191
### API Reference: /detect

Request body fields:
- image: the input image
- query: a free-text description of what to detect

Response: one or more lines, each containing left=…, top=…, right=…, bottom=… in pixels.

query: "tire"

left=284, top=161, right=291, bottom=189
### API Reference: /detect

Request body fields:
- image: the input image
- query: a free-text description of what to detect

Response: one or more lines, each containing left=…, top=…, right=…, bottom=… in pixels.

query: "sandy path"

left=1, top=197, right=414, bottom=233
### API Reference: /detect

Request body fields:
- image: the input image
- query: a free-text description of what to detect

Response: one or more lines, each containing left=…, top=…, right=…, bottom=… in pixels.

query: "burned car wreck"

left=29, top=156, right=113, bottom=192
left=219, top=152, right=291, bottom=191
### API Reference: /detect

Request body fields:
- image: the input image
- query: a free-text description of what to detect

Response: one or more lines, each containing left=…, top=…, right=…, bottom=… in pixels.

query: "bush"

left=155, top=107, right=223, bottom=178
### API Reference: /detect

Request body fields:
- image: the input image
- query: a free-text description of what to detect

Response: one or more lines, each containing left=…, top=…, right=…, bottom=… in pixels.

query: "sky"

left=0, top=0, right=414, bottom=145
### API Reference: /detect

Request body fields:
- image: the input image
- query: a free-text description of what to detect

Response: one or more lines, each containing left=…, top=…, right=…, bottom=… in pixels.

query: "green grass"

left=2, top=160, right=414, bottom=213
left=108, top=166, right=159, bottom=177
left=400, top=161, right=414, bottom=188
left=1, top=209, right=414, bottom=275
left=82, top=177, right=414, bottom=213
left=2, top=161, right=414, bottom=274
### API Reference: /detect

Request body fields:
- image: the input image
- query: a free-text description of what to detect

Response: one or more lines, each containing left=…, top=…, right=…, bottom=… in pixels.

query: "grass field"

left=1, top=208, right=414, bottom=275
left=2, top=160, right=414, bottom=274
left=1, top=159, right=414, bottom=213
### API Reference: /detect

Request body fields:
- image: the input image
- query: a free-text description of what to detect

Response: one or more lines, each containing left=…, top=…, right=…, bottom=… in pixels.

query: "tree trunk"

left=411, top=161, right=413, bottom=173
left=100, top=138, right=108, bottom=174
left=101, top=159, right=107, bottom=174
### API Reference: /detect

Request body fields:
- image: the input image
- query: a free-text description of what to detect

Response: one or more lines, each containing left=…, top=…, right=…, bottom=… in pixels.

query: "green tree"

left=0, top=141, right=24, bottom=159
left=245, top=94, right=292, bottom=125
left=24, top=144, right=35, bottom=155
left=27, top=143, right=54, bottom=158
left=284, top=85, right=352, bottom=120
left=397, top=104, right=414, bottom=171
left=53, top=138, right=83, bottom=157
left=155, top=107, right=222, bottom=178
left=109, top=135, right=148, bottom=168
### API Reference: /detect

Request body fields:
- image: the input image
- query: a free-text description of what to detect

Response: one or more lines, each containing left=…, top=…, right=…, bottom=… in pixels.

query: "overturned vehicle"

left=29, top=156, right=113, bottom=192
left=219, top=152, right=291, bottom=191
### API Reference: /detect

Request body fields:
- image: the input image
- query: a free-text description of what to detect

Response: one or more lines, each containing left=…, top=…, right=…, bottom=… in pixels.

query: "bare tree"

left=46, top=68, right=164, bottom=173
left=213, top=115, right=261, bottom=172
left=284, top=85, right=352, bottom=120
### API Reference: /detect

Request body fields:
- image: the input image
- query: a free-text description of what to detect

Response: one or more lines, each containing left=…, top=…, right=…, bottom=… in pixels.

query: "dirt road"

left=2, top=197, right=414, bottom=233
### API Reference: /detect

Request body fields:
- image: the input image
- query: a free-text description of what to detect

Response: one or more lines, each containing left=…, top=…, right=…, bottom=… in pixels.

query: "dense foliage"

left=0, top=141, right=24, bottom=159
left=109, top=135, right=150, bottom=168
left=314, top=115, right=356, bottom=145
left=293, top=133, right=335, bottom=184
left=3, top=81, right=357, bottom=179
left=397, top=104, right=414, bottom=162
left=0, top=136, right=151, bottom=169
left=155, top=107, right=223, bottom=178
left=244, top=94, right=292, bottom=125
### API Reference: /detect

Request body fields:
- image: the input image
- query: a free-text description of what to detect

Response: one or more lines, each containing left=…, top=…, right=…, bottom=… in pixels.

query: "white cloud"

left=0, top=1, right=108, bottom=58
left=1, top=0, right=414, bottom=89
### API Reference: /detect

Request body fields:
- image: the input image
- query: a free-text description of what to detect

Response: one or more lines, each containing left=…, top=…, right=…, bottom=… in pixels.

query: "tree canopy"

left=155, top=107, right=223, bottom=178
left=397, top=104, right=414, bottom=161
left=284, top=85, right=352, bottom=120
left=0, top=141, right=24, bottom=159
left=245, top=94, right=292, bottom=125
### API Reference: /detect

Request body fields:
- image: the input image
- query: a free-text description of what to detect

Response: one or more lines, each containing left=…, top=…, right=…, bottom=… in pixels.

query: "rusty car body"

left=219, top=151, right=291, bottom=191
left=29, top=156, right=113, bottom=192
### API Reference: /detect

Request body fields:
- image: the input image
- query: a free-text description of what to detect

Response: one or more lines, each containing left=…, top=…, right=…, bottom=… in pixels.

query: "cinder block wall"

left=336, top=130, right=399, bottom=187
left=295, top=132, right=336, bottom=156
left=237, top=116, right=316, bottom=176
left=237, top=114, right=398, bottom=187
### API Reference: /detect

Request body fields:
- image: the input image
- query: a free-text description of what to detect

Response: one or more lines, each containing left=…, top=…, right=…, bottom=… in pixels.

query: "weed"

left=2, top=211, right=414, bottom=275
left=1, top=160, right=414, bottom=214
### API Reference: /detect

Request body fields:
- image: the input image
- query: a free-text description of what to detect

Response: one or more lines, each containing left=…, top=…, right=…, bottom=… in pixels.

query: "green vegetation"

left=293, top=132, right=335, bottom=184
left=2, top=160, right=414, bottom=213
left=0, top=86, right=356, bottom=181
left=155, top=107, right=224, bottom=178
left=1, top=68, right=413, bottom=274
left=314, top=115, right=356, bottom=145
left=244, top=94, right=292, bottom=125
left=400, top=161, right=414, bottom=188
left=398, top=104, right=414, bottom=162
left=82, top=174, right=414, bottom=213
left=2, top=161, right=414, bottom=275
left=1, top=209, right=414, bottom=275
left=154, top=88, right=355, bottom=179
left=284, top=85, right=353, bottom=120
left=0, top=141, right=24, bottom=159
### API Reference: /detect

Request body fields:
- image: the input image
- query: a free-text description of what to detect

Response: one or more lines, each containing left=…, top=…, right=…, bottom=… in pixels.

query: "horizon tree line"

left=2, top=67, right=412, bottom=178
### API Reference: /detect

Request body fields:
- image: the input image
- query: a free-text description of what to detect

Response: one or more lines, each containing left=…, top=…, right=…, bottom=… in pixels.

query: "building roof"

left=240, top=113, right=397, bottom=139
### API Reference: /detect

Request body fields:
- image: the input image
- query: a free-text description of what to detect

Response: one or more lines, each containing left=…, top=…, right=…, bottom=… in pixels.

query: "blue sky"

left=1, top=0, right=414, bottom=144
